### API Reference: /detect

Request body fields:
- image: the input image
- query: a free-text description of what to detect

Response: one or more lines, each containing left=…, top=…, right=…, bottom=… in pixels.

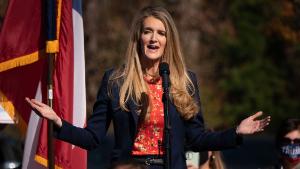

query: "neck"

left=141, top=58, right=160, bottom=77
left=144, top=67, right=159, bottom=77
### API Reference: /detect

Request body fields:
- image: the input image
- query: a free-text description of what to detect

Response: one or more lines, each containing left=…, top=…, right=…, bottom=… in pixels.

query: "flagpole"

left=46, top=0, right=56, bottom=169
left=47, top=56, right=55, bottom=169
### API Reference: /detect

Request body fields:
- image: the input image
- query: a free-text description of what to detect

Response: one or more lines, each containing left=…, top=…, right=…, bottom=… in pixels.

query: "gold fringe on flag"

left=35, top=155, right=63, bottom=169
left=0, top=90, right=27, bottom=137
left=0, top=50, right=45, bottom=73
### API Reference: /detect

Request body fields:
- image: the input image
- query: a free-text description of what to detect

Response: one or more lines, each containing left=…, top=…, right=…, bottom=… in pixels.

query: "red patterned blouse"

left=131, top=76, right=164, bottom=155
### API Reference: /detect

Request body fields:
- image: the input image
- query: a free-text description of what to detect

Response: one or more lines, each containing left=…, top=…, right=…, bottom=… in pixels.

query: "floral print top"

left=131, top=76, right=164, bottom=155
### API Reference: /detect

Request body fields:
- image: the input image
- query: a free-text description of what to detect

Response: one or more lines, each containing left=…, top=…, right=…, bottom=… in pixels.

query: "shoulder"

left=101, top=67, right=121, bottom=82
left=101, top=67, right=124, bottom=91
left=98, top=68, right=116, bottom=88
left=103, top=65, right=125, bottom=80
left=96, top=68, right=119, bottom=98
left=187, top=70, right=197, bottom=79
left=103, top=68, right=115, bottom=78
left=186, top=70, right=198, bottom=84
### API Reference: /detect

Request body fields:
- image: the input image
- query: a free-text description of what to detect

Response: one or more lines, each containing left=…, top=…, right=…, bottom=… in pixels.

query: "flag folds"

left=0, top=0, right=46, bottom=135
left=0, top=0, right=87, bottom=168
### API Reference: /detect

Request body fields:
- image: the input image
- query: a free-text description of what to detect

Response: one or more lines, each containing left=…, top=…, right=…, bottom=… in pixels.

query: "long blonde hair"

left=109, top=6, right=199, bottom=120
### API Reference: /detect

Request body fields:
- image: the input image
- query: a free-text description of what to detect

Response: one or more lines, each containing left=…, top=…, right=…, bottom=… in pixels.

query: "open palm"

left=25, top=97, right=62, bottom=127
left=236, top=111, right=271, bottom=135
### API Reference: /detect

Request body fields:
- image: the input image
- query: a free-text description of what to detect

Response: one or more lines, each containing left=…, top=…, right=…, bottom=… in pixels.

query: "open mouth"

left=147, top=44, right=159, bottom=50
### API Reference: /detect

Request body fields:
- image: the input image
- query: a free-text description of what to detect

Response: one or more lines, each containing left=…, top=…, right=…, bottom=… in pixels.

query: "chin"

left=144, top=54, right=162, bottom=60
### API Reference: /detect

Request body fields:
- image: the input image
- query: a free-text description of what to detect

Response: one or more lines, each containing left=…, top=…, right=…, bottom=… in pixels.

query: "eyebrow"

left=143, top=27, right=153, bottom=30
left=143, top=27, right=166, bottom=32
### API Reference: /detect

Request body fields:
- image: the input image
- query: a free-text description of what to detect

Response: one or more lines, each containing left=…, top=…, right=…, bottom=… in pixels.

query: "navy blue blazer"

left=55, top=69, right=242, bottom=169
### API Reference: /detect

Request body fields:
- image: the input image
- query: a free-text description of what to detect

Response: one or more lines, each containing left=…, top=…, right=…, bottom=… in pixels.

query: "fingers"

left=25, top=98, right=43, bottom=117
left=25, top=97, right=48, bottom=115
left=259, top=116, right=271, bottom=129
left=250, top=111, right=263, bottom=120
left=254, top=116, right=271, bottom=133
left=31, top=99, right=47, bottom=107
left=25, top=98, right=47, bottom=108
left=25, top=97, right=38, bottom=109
left=262, top=116, right=271, bottom=123
left=25, top=97, right=32, bottom=105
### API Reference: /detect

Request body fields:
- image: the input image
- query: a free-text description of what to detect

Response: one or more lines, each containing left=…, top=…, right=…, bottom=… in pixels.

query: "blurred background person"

left=275, top=118, right=300, bottom=169
left=186, top=150, right=226, bottom=169
left=186, top=128, right=227, bottom=169
left=199, top=151, right=226, bottom=169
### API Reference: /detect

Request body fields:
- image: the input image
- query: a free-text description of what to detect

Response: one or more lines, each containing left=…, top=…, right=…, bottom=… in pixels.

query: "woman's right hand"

left=25, top=97, right=62, bottom=127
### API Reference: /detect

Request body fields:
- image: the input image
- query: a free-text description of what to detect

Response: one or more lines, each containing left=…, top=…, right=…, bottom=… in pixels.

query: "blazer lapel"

left=127, top=99, right=139, bottom=129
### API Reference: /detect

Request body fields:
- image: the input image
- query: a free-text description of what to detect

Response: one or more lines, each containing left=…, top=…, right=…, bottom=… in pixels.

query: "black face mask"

left=280, top=142, right=300, bottom=163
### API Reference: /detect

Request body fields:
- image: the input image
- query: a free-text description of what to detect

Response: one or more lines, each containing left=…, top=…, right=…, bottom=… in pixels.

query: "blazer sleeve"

left=54, top=69, right=113, bottom=150
left=184, top=71, right=242, bottom=151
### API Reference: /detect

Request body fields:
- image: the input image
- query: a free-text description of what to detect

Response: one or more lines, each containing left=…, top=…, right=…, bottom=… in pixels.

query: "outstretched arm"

left=185, top=71, right=271, bottom=151
left=24, top=69, right=113, bottom=150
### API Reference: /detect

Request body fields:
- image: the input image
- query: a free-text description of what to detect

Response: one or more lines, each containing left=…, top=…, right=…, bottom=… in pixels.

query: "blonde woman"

left=26, top=6, right=270, bottom=169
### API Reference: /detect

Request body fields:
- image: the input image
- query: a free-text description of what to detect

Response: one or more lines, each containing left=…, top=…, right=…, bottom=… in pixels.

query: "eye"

left=142, top=29, right=152, bottom=34
left=281, top=138, right=292, bottom=144
left=293, top=138, right=300, bottom=144
left=158, top=30, right=166, bottom=36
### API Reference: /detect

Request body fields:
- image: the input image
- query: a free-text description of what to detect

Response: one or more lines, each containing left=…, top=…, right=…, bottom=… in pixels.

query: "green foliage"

left=217, top=0, right=300, bottom=130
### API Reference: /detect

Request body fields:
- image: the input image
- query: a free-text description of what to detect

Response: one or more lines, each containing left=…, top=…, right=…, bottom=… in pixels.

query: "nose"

left=150, top=32, right=157, bottom=42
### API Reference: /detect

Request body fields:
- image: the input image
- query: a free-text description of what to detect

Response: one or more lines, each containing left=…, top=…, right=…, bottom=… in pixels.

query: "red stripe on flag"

left=0, top=0, right=45, bottom=62
left=35, top=0, right=76, bottom=168
left=0, top=0, right=46, bottom=130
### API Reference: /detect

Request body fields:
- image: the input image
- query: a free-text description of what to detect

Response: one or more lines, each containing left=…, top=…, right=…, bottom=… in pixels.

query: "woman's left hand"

left=236, top=111, right=271, bottom=135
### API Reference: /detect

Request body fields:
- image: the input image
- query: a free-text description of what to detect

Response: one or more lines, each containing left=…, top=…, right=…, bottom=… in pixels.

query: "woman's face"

left=140, top=16, right=166, bottom=62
